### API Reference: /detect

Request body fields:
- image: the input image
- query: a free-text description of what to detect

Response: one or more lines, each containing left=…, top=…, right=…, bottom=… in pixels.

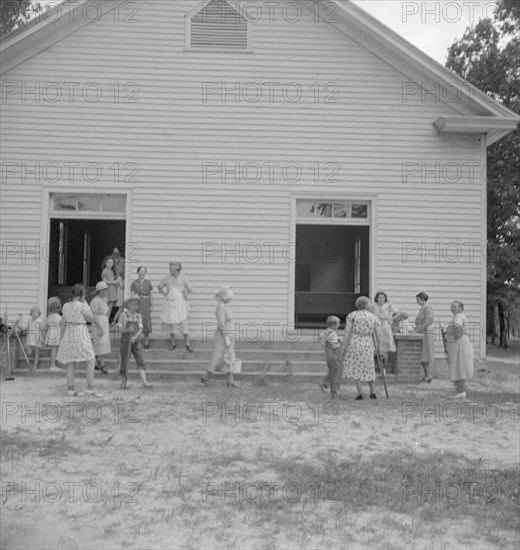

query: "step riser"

left=12, top=370, right=398, bottom=384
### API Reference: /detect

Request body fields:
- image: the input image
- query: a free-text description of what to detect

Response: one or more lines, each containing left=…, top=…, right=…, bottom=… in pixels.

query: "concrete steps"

left=11, top=334, right=398, bottom=384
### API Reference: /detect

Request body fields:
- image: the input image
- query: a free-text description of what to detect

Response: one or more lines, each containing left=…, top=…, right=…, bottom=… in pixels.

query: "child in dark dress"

left=318, top=316, right=342, bottom=400
left=118, top=298, right=152, bottom=389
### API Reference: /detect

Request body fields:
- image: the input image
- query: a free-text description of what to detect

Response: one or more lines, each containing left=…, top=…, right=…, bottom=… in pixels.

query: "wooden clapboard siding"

left=0, top=1, right=488, bottom=356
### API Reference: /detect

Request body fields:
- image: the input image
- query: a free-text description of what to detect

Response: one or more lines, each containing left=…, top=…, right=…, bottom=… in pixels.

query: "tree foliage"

left=446, top=0, right=520, bottom=346
left=1, top=0, right=41, bottom=37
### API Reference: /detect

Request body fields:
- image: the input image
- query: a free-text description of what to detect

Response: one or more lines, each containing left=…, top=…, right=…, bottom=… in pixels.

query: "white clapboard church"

left=1, top=0, right=518, bottom=362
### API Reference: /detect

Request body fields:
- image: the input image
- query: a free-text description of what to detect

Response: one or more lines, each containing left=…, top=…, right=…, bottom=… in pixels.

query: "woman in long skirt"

left=414, top=291, right=435, bottom=383
left=442, top=301, right=474, bottom=399
left=90, top=281, right=111, bottom=374
left=201, top=286, right=240, bottom=388
left=131, top=266, right=153, bottom=349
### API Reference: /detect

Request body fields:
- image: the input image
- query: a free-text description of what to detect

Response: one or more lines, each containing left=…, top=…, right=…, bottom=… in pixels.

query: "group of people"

left=318, top=291, right=474, bottom=401
left=7, top=256, right=474, bottom=400
left=8, top=255, right=239, bottom=395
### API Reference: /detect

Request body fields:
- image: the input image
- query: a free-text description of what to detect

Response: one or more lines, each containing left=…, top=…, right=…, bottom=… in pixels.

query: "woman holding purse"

left=201, top=286, right=240, bottom=388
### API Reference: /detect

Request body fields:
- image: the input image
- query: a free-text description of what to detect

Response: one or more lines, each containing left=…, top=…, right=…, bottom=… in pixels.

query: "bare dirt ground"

left=1, top=349, right=519, bottom=550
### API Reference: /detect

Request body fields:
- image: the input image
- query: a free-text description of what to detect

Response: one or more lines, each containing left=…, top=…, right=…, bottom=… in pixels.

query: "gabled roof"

left=2, top=0, right=518, bottom=145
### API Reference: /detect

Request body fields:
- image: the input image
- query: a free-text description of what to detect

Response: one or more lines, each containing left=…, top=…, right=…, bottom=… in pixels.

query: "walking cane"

left=373, top=333, right=389, bottom=399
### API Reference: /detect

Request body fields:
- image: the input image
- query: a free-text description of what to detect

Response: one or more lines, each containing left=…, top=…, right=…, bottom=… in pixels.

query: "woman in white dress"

left=90, top=281, right=111, bottom=374
left=158, top=262, right=193, bottom=351
left=56, top=284, right=104, bottom=397
left=372, top=291, right=399, bottom=364
left=201, top=286, right=240, bottom=388
left=442, top=301, right=474, bottom=399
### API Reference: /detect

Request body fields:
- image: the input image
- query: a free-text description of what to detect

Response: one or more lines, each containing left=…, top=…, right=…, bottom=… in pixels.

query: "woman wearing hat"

left=158, top=262, right=193, bottom=351
left=90, top=281, right=111, bottom=374
left=201, top=286, right=240, bottom=387
left=414, top=291, right=435, bottom=383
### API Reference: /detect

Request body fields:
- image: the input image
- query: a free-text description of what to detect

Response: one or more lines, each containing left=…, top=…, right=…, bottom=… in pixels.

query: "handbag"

left=232, top=358, right=242, bottom=374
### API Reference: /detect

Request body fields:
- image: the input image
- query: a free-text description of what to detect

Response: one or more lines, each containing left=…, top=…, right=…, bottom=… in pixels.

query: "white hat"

left=95, top=281, right=108, bottom=292
left=215, top=286, right=234, bottom=301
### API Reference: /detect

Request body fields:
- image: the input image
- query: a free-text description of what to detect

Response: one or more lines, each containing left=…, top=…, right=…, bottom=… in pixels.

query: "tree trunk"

left=497, top=301, right=507, bottom=348
left=487, top=301, right=497, bottom=345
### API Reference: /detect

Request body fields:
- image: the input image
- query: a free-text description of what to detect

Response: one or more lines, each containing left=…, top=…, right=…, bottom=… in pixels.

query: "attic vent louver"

left=190, top=0, right=249, bottom=50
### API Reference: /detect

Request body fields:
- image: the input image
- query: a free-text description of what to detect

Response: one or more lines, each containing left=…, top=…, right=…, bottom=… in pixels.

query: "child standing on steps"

left=44, top=298, right=62, bottom=371
left=318, top=316, right=343, bottom=400
left=118, top=297, right=152, bottom=389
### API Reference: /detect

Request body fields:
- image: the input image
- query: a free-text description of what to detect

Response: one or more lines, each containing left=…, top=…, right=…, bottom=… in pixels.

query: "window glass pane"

left=333, top=203, right=348, bottom=218
left=312, top=203, right=333, bottom=217
left=297, top=200, right=318, bottom=218
left=102, top=195, right=126, bottom=212
left=52, top=195, right=101, bottom=211
left=351, top=204, right=368, bottom=218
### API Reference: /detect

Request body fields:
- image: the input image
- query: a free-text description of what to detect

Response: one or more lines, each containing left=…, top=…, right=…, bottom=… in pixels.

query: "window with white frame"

left=187, top=0, right=250, bottom=50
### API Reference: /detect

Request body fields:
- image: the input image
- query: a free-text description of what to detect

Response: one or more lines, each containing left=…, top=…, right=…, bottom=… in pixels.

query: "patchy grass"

left=0, top=374, right=519, bottom=549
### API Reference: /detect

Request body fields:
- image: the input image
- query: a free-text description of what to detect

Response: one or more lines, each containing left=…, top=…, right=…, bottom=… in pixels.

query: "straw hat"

left=94, top=281, right=108, bottom=293
left=123, top=297, right=140, bottom=309
left=215, top=286, right=234, bottom=301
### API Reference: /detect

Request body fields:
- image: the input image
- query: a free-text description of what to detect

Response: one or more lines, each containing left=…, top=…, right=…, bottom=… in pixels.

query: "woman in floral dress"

left=56, top=284, right=104, bottom=397
left=340, top=296, right=381, bottom=400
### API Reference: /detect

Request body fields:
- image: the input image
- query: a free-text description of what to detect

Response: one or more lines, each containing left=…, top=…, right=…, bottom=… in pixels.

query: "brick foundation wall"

left=395, top=334, right=423, bottom=381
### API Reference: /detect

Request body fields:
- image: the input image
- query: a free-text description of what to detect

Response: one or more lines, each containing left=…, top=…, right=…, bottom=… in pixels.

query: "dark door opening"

left=48, top=219, right=126, bottom=306
left=295, top=224, right=369, bottom=328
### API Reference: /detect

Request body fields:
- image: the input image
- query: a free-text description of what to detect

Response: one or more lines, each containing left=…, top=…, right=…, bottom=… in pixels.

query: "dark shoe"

left=370, top=393, right=377, bottom=399
left=168, top=343, right=177, bottom=351
left=426, top=377, right=433, bottom=384
left=100, top=366, right=108, bottom=375
left=185, top=345, right=194, bottom=353
left=144, top=344, right=150, bottom=350
left=355, top=394, right=364, bottom=401
left=319, top=382, right=329, bottom=394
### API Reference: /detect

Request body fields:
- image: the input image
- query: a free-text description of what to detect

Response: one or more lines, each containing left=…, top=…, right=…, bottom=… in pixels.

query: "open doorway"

left=47, top=219, right=126, bottom=306
left=295, top=224, right=369, bottom=328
